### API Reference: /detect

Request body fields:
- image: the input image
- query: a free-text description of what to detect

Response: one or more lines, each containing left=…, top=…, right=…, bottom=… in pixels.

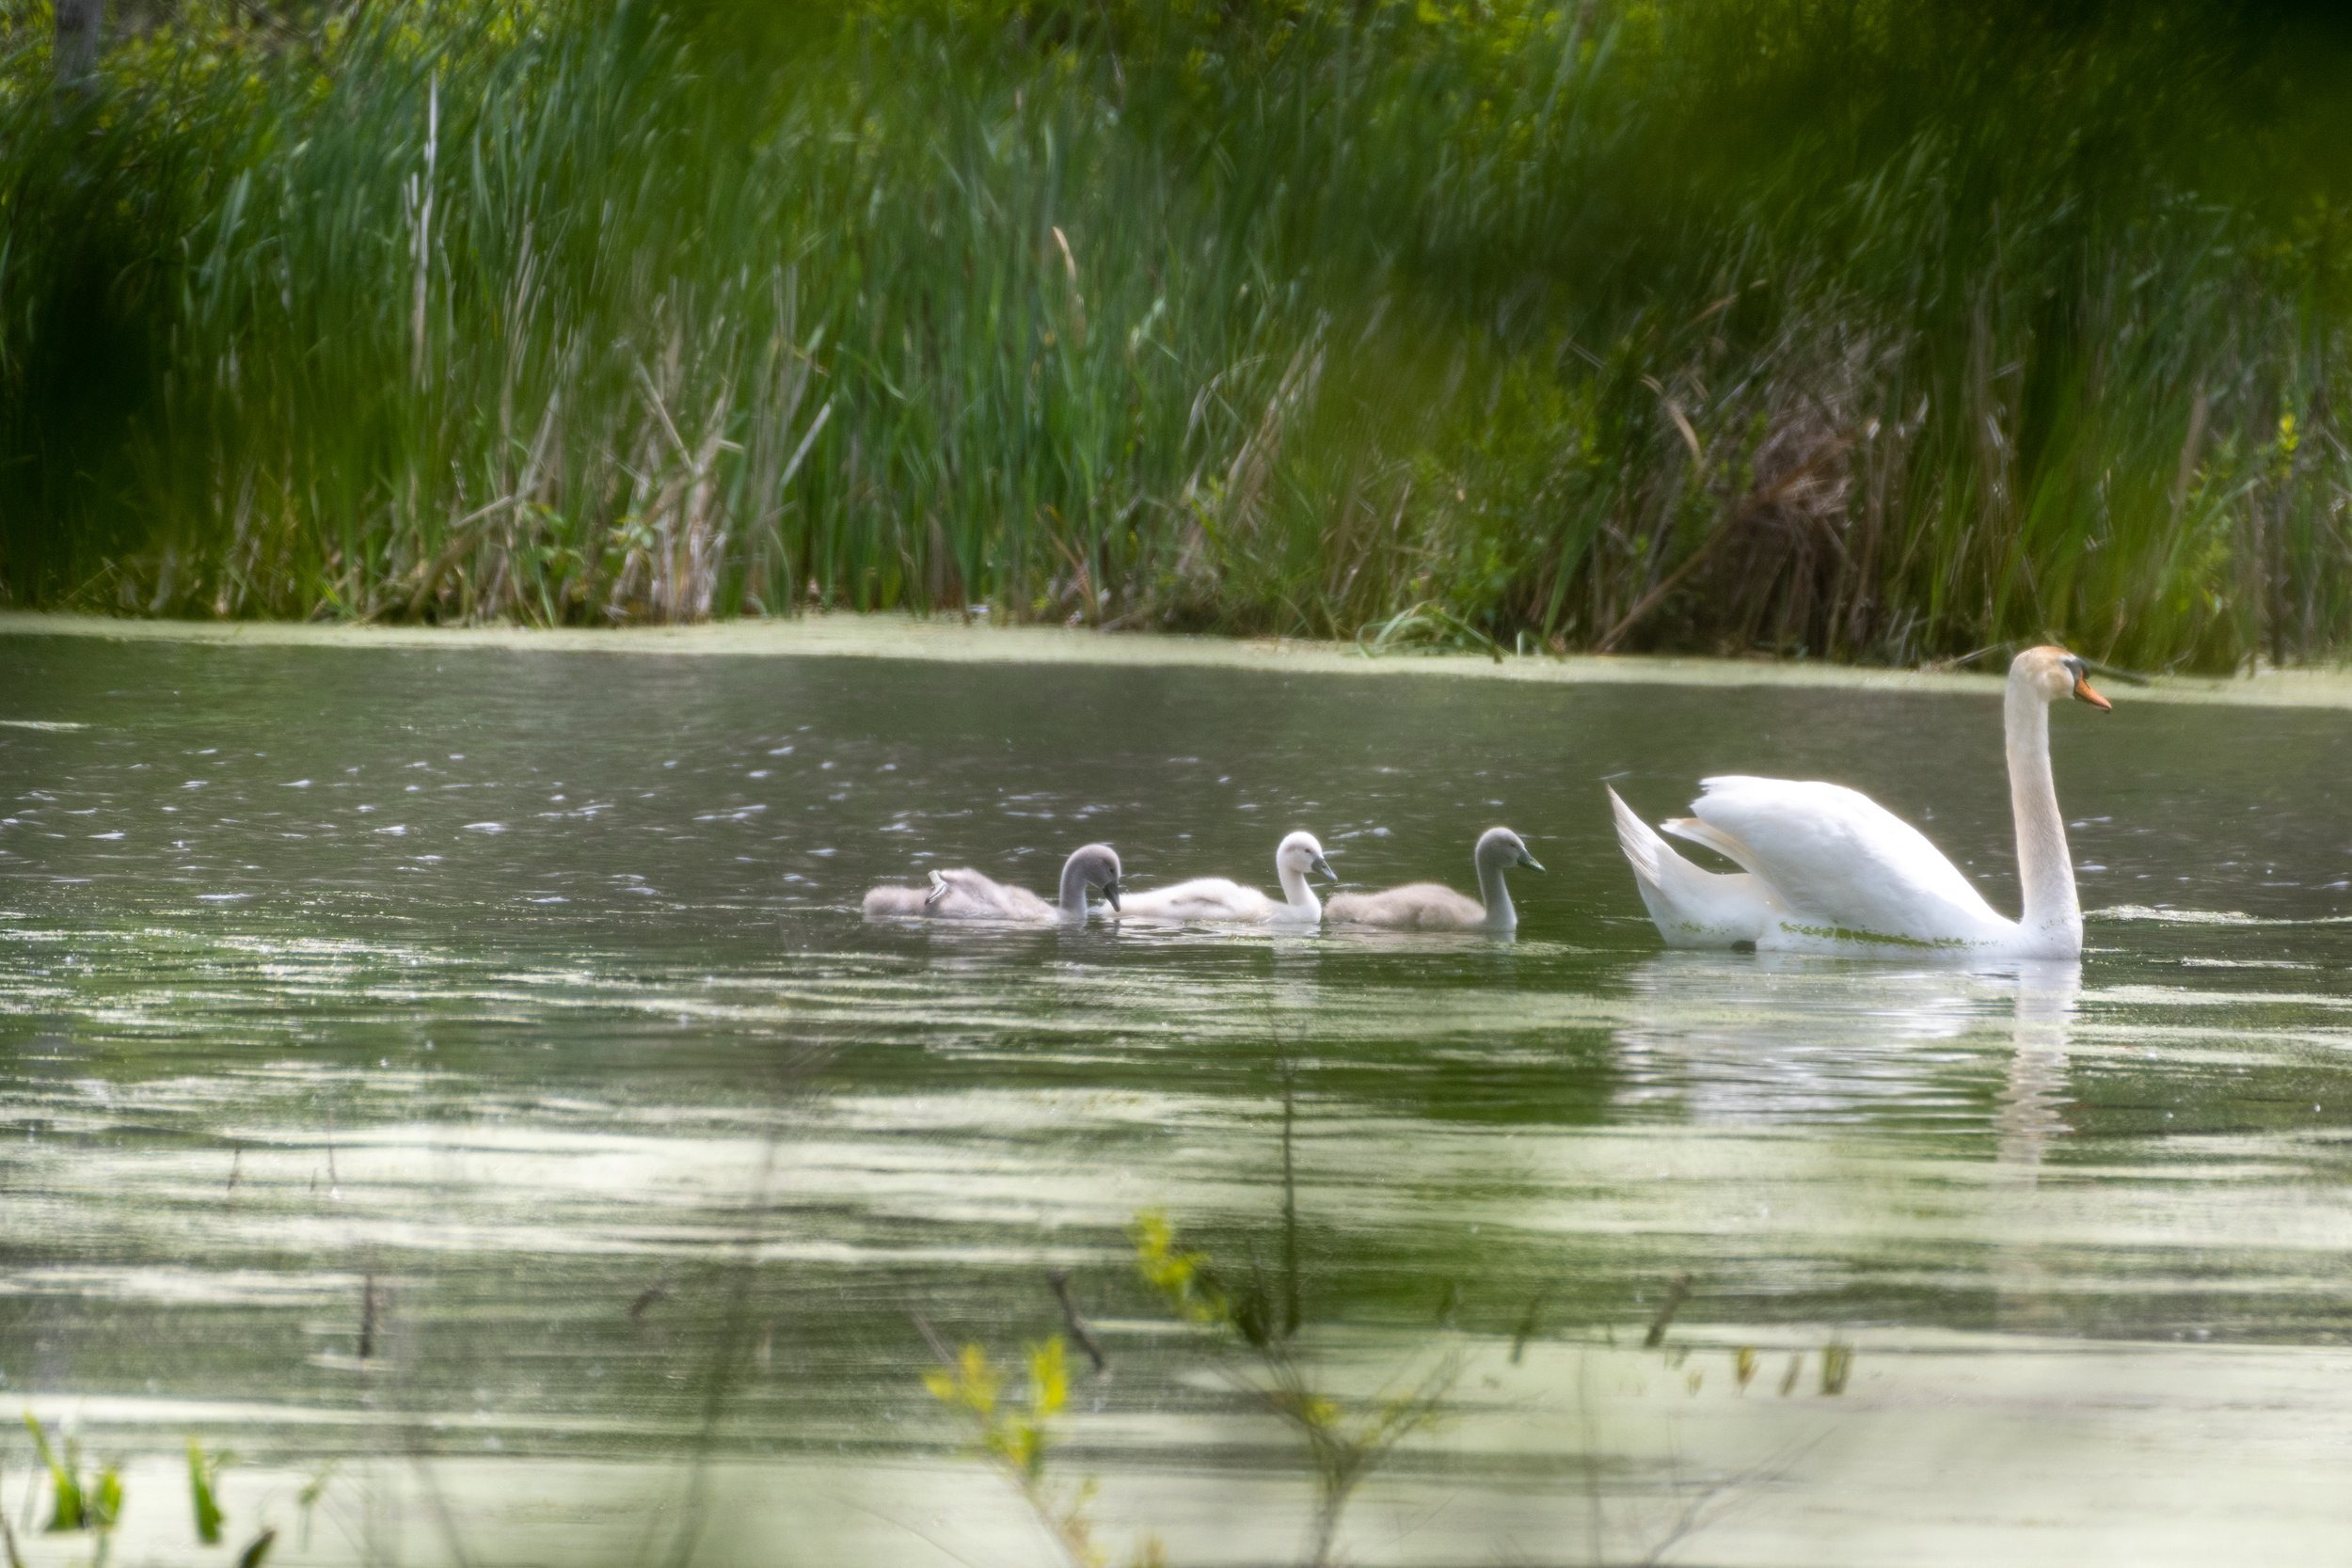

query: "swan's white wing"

left=1608, top=786, right=1779, bottom=946
left=1685, top=776, right=2009, bottom=943
left=1119, top=878, right=1274, bottom=922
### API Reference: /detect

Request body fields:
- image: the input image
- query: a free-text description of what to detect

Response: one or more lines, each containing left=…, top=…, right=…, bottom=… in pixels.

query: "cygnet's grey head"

left=1476, top=826, right=1543, bottom=872
left=1065, top=843, right=1123, bottom=911
left=1277, top=830, right=1337, bottom=881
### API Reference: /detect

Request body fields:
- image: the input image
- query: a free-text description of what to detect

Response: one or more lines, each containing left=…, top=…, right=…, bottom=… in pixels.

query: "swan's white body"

left=1327, top=827, right=1542, bottom=931
left=1610, top=647, right=2110, bottom=958
left=1118, top=831, right=1335, bottom=926
left=862, top=844, right=1121, bottom=924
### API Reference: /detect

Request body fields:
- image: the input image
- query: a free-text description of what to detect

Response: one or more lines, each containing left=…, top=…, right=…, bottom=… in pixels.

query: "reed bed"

left=3, top=0, right=2350, bottom=669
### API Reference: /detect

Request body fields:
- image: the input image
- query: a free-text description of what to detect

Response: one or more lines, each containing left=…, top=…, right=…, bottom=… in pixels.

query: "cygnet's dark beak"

left=1102, top=879, right=1122, bottom=911
left=1311, top=855, right=1337, bottom=881
left=1519, top=851, right=1546, bottom=872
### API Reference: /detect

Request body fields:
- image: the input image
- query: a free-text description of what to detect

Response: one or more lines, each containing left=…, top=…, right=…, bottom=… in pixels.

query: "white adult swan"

left=862, top=843, right=1122, bottom=923
left=1326, top=827, right=1543, bottom=931
left=1608, top=646, right=2111, bottom=958
left=1117, top=831, right=1335, bottom=925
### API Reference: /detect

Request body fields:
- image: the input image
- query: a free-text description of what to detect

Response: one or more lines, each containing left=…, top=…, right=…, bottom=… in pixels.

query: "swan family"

left=863, top=646, right=2114, bottom=958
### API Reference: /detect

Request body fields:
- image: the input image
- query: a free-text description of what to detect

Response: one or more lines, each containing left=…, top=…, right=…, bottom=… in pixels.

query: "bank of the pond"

left=8, top=609, right=2352, bottom=711
left=8, top=2, right=2352, bottom=673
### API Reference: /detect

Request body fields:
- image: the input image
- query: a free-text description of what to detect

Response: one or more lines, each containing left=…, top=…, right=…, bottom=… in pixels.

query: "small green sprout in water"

left=1821, top=1339, right=1854, bottom=1396
left=187, top=1437, right=230, bottom=1544
left=1734, top=1346, right=1758, bottom=1392
left=1508, top=1286, right=1551, bottom=1365
left=189, top=1434, right=310, bottom=1567
left=1435, top=1279, right=1462, bottom=1327
left=23, top=1412, right=121, bottom=1534
left=1643, top=1273, right=1693, bottom=1348
left=295, top=1461, right=339, bottom=1548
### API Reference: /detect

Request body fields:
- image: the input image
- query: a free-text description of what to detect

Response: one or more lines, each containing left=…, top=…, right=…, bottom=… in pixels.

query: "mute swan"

left=1609, top=645, right=2110, bottom=958
left=1326, top=827, right=1543, bottom=931
left=1117, top=831, right=1336, bottom=925
left=862, top=843, right=1122, bottom=923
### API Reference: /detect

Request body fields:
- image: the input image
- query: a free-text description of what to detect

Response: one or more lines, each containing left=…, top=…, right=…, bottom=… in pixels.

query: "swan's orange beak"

left=2073, top=673, right=2111, bottom=711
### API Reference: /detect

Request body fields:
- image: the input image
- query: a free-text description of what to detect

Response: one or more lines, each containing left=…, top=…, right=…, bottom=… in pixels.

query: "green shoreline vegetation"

left=4, top=0, right=2350, bottom=670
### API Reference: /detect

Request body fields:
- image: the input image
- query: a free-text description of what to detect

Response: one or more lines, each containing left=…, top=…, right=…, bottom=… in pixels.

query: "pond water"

left=4, top=627, right=2352, bottom=1567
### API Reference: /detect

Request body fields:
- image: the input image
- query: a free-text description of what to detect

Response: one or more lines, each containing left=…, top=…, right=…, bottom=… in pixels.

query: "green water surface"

left=4, top=631, right=2351, bottom=1566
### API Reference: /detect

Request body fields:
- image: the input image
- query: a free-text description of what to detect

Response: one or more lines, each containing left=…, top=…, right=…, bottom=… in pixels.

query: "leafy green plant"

left=924, top=1338, right=1065, bottom=1493
left=922, top=1334, right=1156, bottom=1568
left=1131, top=1210, right=1455, bottom=1568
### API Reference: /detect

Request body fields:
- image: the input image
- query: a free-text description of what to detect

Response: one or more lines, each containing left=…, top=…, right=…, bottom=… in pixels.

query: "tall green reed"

left=2, top=0, right=2348, bottom=670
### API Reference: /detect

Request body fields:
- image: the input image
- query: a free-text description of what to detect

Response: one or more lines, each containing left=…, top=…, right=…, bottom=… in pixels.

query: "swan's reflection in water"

left=1991, top=962, right=2081, bottom=1336
left=1610, top=948, right=2087, bottom=1149
left=1612, top=953, right=2089, bottom=1333
left=1612, top=953, right=1999, bottom=1123
left=1610, top=954, right=2083, bottom=1134
left=1994, top=960, right=2082, bottom=1181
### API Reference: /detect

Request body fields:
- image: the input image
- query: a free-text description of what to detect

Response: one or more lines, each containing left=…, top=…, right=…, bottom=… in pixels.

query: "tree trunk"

left=55, top=0, right=103, bottom=87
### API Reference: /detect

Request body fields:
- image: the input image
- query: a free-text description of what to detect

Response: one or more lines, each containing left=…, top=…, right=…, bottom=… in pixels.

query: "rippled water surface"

left=6, top=630, right=2352, bottom=1566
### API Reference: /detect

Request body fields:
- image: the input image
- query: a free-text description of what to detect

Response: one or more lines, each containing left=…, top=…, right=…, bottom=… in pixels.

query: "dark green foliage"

left=3, top=0, right=2351, bottom=668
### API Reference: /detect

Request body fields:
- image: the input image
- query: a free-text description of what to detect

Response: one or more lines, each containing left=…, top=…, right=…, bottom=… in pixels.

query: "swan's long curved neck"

left=1276, top=861, right=1322, bottom=919
left=2006, top=682, right=2078, bottom=942
left=1474, top=852, right=1516, bottom=928
left=1056, top=856, right=1092, bottom=920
